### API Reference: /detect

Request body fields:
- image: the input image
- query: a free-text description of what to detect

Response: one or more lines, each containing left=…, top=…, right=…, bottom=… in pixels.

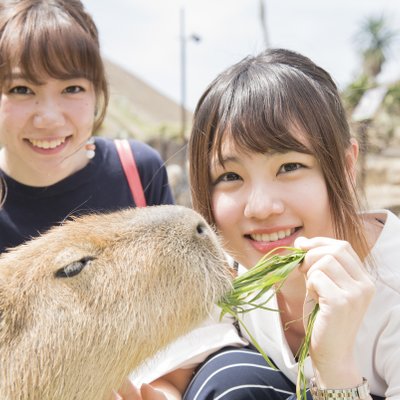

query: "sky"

left=82, top=0, right=400, bottom=111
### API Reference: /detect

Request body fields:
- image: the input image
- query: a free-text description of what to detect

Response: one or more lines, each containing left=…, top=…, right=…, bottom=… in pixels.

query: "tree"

left=343, top=14, right=399, bottom=111
left=346, top=15, right=399, bottom=195
left=355, top=15, right=398, bottom=80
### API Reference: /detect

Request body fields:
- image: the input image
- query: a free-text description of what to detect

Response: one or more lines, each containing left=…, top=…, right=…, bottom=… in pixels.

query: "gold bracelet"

left=309, top=377, right=370, bottom=400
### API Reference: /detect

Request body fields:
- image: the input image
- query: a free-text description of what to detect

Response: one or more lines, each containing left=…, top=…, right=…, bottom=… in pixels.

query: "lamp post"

left=180, top=6, right=187, bottom=145
left=179, top=6, right=200, bottom=145
left=259, top=0, right=271, bottom=48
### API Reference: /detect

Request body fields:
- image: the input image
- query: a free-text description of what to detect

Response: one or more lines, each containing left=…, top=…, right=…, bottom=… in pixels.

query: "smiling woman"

left=0, top=1, right=174, bottom=251
left=0, top=76, right=97, bottom=185
left=182, top=47, right=398, bottom=400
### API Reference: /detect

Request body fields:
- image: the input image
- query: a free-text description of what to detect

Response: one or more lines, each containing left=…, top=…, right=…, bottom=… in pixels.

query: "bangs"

left=0, top=7, right=103, bottom=91
left=210, top=64, right=317, bottom=165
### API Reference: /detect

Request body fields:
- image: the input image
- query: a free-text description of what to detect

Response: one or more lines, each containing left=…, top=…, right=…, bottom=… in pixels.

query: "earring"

left=85, top=136, right=96, bottom=159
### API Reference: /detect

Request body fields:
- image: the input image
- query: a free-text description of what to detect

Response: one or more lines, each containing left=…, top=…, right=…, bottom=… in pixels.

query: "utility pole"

left=180, top=6, right=187, bottom=145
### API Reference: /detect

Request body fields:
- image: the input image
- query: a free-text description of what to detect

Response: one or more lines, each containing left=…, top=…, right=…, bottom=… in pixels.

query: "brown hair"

left=189, top=48, right=368, bottom=258
left=0, top=0, right=108, bottom=131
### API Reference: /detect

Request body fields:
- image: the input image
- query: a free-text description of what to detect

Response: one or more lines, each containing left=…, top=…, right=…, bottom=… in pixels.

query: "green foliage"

left=383, top=81, right=400, bottom=114
left=218, top=247, right=318, bottom=400
left=354, top=15, right=399, bottom=78
left=341, top=74, right=373, bottom=111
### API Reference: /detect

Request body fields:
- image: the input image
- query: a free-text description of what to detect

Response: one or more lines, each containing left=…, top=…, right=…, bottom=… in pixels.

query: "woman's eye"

left=279, top=163, right=304, bottom=174
left=9, top=86, right=33, bottom=95
left=63, top=85, right=84, bottom=94
left=214, top=172, right=241, bottom=184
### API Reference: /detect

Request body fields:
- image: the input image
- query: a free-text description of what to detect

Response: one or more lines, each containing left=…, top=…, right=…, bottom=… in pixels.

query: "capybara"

left=0, top=205, right=232, bottom=400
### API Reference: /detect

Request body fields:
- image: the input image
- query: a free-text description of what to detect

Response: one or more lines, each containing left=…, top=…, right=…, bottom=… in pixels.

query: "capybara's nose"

left=196, top=222, right=208, bottom=236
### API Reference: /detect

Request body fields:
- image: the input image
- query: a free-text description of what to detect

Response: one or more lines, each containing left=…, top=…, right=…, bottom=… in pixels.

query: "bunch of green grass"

left=218, top=247, right=319, bottom=400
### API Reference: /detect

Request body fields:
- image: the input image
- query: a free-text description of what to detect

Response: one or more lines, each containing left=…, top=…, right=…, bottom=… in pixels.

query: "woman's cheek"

left=212, top=191, right=240, bottom=229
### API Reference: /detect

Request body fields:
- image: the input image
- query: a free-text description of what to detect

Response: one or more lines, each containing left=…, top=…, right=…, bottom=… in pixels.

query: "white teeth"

left=29, top=137, right=66, bottom=149
left=270, top=232, right=278, bottom=241
left=250, top=229, right=293, bottom=243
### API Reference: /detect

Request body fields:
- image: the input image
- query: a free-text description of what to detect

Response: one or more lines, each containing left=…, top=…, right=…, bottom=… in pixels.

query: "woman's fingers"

left=294, top=236, right=376, bottom=379
left=295, top=236, right=375, bottom=321
left=112, top=379, right=142, bottom=400
left=296, top=237, right=363, bottom=279
left=140, top=383, right=169, bottom=400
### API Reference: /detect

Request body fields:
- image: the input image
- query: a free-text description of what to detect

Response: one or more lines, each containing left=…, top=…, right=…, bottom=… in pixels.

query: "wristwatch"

left=309, top=377, right=370, bottom=400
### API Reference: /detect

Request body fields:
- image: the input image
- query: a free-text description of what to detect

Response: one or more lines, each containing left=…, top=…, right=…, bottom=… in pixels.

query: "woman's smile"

left=245, top=226, right=301, bottom=254
left=24, top=135, right=72, bottom=153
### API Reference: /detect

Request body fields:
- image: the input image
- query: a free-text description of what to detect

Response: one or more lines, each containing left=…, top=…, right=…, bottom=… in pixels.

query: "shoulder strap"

left=114, top=139, right=146, bottom=207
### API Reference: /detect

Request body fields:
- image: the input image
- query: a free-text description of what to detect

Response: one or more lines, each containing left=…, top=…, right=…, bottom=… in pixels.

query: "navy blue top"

left=0, top=137, right=174, bottom=252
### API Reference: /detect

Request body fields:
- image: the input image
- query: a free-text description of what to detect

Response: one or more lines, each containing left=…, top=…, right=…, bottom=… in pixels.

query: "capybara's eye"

left=54, top=256, right=96, bottom=278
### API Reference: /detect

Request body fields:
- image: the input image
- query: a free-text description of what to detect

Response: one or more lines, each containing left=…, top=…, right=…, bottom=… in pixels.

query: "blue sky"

left=82, top=0, right=400, bottom=111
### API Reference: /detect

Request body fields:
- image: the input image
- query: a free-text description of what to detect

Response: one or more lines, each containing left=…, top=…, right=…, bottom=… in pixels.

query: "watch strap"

left=309, top=377, right=370, bottom=400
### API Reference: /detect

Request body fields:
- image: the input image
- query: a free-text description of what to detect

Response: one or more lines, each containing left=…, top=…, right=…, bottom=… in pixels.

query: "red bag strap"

left=114, top=139, right=146, bottom=207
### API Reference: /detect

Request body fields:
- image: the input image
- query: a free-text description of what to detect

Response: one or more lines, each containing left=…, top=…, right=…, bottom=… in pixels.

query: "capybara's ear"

left=0, top=298, right=24, bottom=338
left=0, top=285, right=22, bottom=338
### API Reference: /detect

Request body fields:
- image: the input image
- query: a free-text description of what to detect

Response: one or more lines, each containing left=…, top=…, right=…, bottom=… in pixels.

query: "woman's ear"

left=346, top=138, right=359, bottom=185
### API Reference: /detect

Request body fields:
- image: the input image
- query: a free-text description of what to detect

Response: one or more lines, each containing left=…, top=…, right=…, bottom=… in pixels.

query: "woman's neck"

left=362, top=212, right=385, bottom=251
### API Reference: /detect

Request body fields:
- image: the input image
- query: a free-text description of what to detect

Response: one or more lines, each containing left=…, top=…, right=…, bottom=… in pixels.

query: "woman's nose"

left=244, top=185, right=285, bottom=219
left=32, top=101, right=66, bottom=129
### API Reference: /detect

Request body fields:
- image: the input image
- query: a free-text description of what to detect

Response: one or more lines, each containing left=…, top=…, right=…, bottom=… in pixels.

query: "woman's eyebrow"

left=219, top=155, right=239, bottom=164
left=8, top=72, right=37, bottom=83
left=210, top=154, right=240, bottom=169
left=9, top=69, right=27, bottom=79
left=218, top=148, right=279, bottom=163
left=7, top=73, right=84, bottom=85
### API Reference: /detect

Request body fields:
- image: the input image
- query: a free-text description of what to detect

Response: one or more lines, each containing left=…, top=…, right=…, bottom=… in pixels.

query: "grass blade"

left=218, top=247, right=318, bottom=400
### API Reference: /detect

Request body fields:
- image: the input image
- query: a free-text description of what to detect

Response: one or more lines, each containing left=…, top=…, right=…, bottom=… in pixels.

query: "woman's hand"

left=295, top=236, right=375, bottom=388
left=111, top=379, right=169, bottom=400
left=110, top=376, right=182, bottom=400
left=111, top=379, right=140, bottom=400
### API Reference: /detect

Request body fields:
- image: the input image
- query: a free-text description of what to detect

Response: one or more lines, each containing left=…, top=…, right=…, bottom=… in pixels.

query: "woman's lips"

left=245, top=227, right=301, bottom=254
left=25, top=136, right=71, bottom=154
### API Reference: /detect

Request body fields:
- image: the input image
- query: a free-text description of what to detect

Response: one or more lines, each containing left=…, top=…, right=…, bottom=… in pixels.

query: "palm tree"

left=355, top=15, right=398, bottom=80
left=343, top=14, right=398, bottom=111
left=350, top=15, right=399, bottom=194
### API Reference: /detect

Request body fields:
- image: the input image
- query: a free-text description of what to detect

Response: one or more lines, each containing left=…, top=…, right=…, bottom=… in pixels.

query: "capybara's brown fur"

left=0, top=205, right=231, bottom=400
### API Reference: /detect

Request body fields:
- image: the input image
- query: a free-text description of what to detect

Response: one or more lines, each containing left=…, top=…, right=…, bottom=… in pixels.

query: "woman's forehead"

left=210, top=134, right=266, bottom=168
left=211, top=133, right=238, bottom=158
